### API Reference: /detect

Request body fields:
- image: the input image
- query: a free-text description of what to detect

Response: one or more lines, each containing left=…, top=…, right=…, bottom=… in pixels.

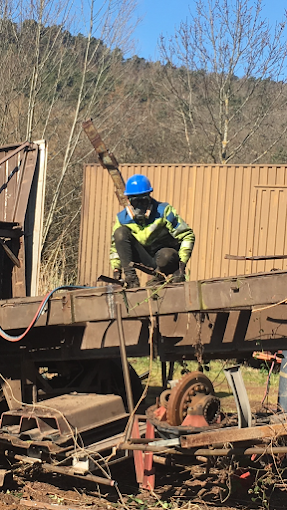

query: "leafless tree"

left=39, top=0, right=139, bottom=281
left=0, top=0, right=140, bottom=283
left=0, top=0, right=74, bottom=143
left=159, top=0, right=287, bottom=164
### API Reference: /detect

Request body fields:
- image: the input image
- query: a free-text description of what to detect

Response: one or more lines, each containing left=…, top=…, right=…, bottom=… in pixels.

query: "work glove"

left=172, top=261, right=186, bottom=283
left=113, top=269, right=122, bottom=281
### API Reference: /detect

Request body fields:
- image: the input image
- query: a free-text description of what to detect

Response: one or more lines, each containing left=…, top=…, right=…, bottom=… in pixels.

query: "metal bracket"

left=224, top=365, right=252, bottom=428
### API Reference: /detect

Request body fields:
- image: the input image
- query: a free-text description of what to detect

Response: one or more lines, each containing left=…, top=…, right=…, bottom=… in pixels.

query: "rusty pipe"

left=192, top=446, right=287, bottom=456
left=118, top=442, right=181, bottom=454
left=118, top=442, right=287, bottom=457
left=42, top=463, right=117, bottom=487
left=116, top=303, right=134, bottom=414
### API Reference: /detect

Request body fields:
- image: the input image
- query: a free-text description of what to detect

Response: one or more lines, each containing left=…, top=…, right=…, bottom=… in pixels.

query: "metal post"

left=224, top=365, right=252, bottom=428
left=116, top=303, right=134, bottom=414
left=161, top=362, right=167, bottom=387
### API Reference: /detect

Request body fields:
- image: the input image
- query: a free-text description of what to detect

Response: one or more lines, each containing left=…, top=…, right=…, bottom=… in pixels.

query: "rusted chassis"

left=1, top=270, right=287, bottom=356
left=0, top=270, right=286, bottom=404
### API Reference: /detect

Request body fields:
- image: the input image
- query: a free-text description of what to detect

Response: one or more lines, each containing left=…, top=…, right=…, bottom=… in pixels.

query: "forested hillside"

left=0, top=0, right=287, bottom=284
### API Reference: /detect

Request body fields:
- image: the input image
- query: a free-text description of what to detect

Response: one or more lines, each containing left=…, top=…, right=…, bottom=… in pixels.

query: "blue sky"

left=132, top=0, right=287, bottom=61
left=133, top=0, right=191, bottom=60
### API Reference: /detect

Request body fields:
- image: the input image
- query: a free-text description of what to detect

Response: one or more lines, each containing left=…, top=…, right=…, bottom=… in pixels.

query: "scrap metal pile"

left=0, top=361, right=286, bottom=494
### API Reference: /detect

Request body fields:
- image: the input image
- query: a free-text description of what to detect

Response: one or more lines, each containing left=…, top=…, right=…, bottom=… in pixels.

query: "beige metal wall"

left=78, top=164, right=287, bottom=285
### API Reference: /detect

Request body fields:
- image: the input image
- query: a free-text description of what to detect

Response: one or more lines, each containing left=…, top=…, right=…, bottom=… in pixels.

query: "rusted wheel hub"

left=159, top=389, right=171, bottom=409
left=165, top=371, right=220, bottom=426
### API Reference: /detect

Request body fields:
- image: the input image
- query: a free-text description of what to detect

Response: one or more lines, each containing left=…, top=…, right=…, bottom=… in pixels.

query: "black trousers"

left=114, top=226, right=179, bottom=275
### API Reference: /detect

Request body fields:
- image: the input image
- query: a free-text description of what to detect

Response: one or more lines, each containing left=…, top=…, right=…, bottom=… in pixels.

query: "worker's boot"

left=171, top=261, right=186, bottom=283
left=124, top=267, right=140, bottom=289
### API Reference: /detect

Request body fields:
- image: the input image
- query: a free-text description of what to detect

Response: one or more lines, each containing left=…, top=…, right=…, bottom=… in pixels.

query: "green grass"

left=130, top=357, right=279, bottom=386
left=129, top=357, right=280, bottom=412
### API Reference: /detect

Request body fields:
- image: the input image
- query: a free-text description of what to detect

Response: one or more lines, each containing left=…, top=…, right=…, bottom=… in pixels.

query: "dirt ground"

left=0, top=456, right=286, bottom=510
left=0, top=383, right=286, bottom=510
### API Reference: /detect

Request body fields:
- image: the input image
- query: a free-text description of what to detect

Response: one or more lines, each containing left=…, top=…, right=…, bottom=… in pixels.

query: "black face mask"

left=129, top=195, right=151, bottom=221
left=129, top=196, right=151, bottom=210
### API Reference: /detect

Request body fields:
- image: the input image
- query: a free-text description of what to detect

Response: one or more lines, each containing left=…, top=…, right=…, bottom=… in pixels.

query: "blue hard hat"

left=124, top=174, right=153, bottom=196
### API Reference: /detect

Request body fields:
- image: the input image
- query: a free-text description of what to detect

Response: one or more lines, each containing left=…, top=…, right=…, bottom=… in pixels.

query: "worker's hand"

left=113, top=269, right=122, bottom=281
left=172, top=261, right=186, bottom=283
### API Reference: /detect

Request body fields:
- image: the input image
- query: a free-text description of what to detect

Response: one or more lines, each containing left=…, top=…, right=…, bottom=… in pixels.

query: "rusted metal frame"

left=0, top=432, right=61, bottom=454
left=226, top=254, right=287, bottom=261
left=0, top=143, right=32, bottom=296
left=83, top=421, right=146, bottom=456
left=0, top=286, right=255, bottom=329
left=82, top=119, right=129, bottom=209
left=0, top=228, right=23, bottom=238
left=1, top=394, right=128, bottom=446
left=179, top=446, right=287, bottom=456
left=0, top=239, right=20, bottom=267
left=232, top=310, right=251, bottom=348
left=8, top=145, right=38, bottom=297
left=160, top=334, right=287, bottom=362
left=11, top=235, right=25, bottom=297
left=76, top=270, right=287, bottom=319
left=119, top=443, right=183, bottom=454
left=0, top=226, right=23, bottom=271
left=119, top=443, right=287, bottom=456
left=142, top=420, right=155, bottom=490
left=0, top=142, right=32, bottom=169
left=98, top=275, right=124, bottom=286
left=13, top=144, right=39, bottom=224
left=180, top=421, right=287, bottom=449
left=1, top=408, right=71, bottom=437
left=199, top=271, right=287, bottom=311
left=42, top=462, right=117, bottom=487
left=1, top=378, right=22, bottom=410
left=1, top=270, right=287, bottom=331
left=116, top=303, right=134, bottom=414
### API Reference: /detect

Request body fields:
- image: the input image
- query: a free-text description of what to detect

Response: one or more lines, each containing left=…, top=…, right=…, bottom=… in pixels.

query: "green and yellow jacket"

left=110, top=198, right=195, bottom=270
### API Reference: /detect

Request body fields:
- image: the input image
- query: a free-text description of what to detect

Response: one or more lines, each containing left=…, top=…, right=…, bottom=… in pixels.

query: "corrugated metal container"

left=78, top=164, right=287, bottom=285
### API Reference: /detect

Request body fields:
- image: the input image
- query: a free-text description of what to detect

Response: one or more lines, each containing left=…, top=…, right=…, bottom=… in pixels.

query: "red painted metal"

left=131, top=417, right=156, bottom=490
left=131, top=416, right=144, bottom=484
left=181, top=414, right=208, bottom=427
left=142, top=420, right=155, bottom=490
left=253, top=351, right=282, bottom=364
left=153, top=406, right=167, bottom=422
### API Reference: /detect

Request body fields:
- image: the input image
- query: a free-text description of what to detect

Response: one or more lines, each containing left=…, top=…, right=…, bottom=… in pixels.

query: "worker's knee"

left=114, top=226, right=132, bottom=243
left=155, top=248, right=179, bottom=275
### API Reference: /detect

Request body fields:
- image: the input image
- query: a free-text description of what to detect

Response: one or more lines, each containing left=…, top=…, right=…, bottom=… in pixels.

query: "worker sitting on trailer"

left=110, top=174, right=195, bottom=288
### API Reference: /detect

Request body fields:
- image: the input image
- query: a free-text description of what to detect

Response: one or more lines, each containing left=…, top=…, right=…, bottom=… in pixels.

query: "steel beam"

left=180, top=421, right=287, bottom=448
left=0, top=270, right=287, bottom=332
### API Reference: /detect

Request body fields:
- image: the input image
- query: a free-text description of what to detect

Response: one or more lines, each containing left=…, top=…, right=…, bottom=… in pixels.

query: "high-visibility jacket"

left=110, top=198, right=195, bottom=270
